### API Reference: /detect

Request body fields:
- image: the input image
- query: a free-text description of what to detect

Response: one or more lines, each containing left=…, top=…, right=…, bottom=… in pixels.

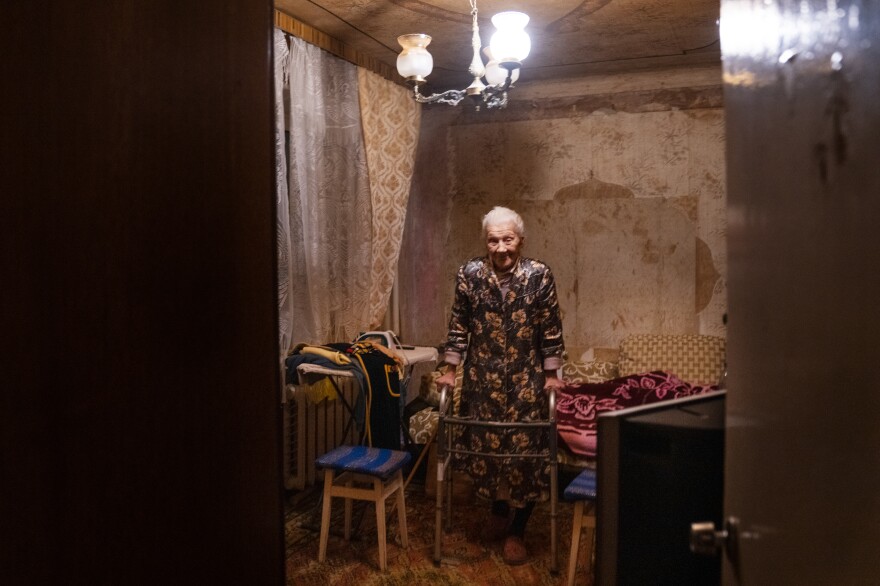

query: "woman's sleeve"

left=444, top=265, right=471, bottom=357
left=538, top=266, right=565, bottom=360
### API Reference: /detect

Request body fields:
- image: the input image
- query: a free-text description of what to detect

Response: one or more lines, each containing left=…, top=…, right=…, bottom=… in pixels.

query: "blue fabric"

left=564, top=468, right=597, bottom=501
left=316, top=445, right=411, bottom=480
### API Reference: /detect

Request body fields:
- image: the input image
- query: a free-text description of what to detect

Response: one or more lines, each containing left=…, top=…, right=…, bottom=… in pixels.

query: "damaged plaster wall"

left=399, top=65, right=727, bottom=358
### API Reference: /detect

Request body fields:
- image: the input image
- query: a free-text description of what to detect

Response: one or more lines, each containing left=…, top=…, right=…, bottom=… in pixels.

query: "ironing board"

left=287, top=343, right=438, bottom=447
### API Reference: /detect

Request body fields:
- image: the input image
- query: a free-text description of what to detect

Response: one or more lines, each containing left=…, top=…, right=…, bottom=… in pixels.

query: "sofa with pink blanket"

left=556, top=334, right=726, bottom=465
left=408, top=333, right=726, bottom=469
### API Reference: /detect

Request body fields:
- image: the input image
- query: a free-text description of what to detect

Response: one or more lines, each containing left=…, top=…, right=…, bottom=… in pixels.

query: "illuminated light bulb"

left=489, top=11, right=531, bottom=65
left=396, top=34, right=434, bottom=82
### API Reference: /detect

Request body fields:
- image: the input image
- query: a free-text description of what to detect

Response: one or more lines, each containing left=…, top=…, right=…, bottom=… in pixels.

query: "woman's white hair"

left=482, top=206, right=525, bottom=237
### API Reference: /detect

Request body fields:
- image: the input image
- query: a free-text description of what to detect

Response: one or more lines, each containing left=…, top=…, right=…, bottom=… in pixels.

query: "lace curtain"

left=275, top=30, right=420, bottom=354
left=274, top=29, right=294, bottom=362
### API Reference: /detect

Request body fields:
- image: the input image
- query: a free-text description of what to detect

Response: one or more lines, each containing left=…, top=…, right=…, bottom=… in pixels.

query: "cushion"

left=408, top=406, right=439, bottom=444
left=561, top=360, right=619, bottom=385
left=315, top=445, right=412, bottom=479
left=617, top=334, right=726, bottom=385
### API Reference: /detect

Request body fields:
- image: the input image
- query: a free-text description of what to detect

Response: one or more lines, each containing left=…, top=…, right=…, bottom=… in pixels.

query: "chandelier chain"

left=467, top=0, right=485, bottom=79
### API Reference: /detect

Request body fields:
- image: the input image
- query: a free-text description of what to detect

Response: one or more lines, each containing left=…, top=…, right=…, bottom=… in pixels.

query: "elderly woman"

left=435, top=206, right=565, bottom=565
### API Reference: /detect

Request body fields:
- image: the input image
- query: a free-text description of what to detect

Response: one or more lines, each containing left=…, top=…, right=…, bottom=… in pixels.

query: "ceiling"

left=275, top=0, right=722, bottom=93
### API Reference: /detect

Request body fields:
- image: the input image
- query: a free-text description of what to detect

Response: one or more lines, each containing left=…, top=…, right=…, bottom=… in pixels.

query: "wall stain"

left=642, top=239, right=660, bottom=264
left=669, top=195, right=699, bottom=223
left=554, top=177, right=634, bottom=201
left=696, top=237, right=720, bottom=312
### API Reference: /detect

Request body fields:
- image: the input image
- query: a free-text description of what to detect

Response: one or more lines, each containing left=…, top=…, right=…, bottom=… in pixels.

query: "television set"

left=596, top=390, right=726, bottom=585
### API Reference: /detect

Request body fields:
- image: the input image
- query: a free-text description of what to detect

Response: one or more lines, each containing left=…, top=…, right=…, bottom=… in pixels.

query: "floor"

left=284, top=471, right=595, bottom=586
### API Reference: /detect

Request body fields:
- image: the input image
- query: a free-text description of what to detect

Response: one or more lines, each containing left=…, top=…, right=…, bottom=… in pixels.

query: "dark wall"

left=1, top=2, right=282, bottom=584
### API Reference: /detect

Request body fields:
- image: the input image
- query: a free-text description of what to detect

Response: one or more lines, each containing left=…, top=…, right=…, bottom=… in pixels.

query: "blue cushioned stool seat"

left=564, top=468, right=597, bottom=501
left=316, top=445, right=412, bottom=480
left=563, top=468, right=598, bottom=586
left=315, top=445, right=412, bottom=571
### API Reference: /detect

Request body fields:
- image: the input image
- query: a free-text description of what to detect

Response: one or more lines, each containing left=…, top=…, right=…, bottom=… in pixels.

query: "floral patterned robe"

left=445, top=255, right=565, bottom=505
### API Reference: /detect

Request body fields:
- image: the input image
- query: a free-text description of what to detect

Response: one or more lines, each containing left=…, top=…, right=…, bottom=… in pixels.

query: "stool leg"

left=567, top=501, right=584, bottom=586
left=374, top=476, right=387, bottom=571
left=318, top=468, right=334, bottom=563
left=344, top=479, right=353, bottom=540
left=582, top=503, right=596, bottom=575
left=394, top=470, right=408, bottom=548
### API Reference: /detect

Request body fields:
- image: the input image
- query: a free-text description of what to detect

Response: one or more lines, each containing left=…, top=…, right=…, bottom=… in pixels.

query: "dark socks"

left=491, top=499, right=510, bottom=518
left=509, top=501, right=535, bottom=537
left=490, top=500, right=535, bottom=537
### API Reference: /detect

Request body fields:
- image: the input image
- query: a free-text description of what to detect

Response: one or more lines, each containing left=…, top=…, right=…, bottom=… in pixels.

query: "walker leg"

left=434, top=454, right=444, bottom=564
left=551, top=460, right=559, bottom=573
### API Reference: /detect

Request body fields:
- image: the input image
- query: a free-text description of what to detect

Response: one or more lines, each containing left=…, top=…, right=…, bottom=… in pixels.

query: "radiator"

left=283, top=376, right=361, bottom=491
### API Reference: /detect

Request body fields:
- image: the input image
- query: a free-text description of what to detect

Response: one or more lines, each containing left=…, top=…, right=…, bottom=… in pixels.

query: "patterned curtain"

left=357, top=69, right=421, bottom=328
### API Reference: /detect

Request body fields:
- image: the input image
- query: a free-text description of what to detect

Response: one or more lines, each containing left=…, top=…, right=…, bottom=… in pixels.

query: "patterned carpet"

left=285, top=475, right=595, bottom=586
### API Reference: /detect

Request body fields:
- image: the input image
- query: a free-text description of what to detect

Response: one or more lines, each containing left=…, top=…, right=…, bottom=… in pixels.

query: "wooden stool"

left=564, top=468, right=597, bottom=586
left=315, top=445, right=411, bottom=571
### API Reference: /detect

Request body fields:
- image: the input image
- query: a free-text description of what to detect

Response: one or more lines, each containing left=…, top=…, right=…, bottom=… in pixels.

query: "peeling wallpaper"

left=399, top=67, right=727, bottom=359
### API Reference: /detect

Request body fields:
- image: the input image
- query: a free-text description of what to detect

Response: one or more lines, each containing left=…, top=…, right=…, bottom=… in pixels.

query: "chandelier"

left=395, top=0, right=531, bottom=110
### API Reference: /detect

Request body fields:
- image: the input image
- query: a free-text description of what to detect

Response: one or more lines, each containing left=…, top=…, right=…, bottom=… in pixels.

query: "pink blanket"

left=556, top=370, right=717, bottom=459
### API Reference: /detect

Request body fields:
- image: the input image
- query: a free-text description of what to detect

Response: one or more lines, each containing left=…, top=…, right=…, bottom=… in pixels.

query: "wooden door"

left=1, top=2, right=282, bottom=583
left=721, top=0, right=880, bottom=583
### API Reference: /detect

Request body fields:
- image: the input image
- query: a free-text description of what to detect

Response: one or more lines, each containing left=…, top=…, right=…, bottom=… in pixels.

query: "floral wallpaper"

left=399, top=67, right=727, bottom=359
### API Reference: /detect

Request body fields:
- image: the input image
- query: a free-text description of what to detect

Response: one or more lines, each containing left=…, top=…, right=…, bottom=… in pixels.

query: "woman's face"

left=485, top=222, right=523, bottom=273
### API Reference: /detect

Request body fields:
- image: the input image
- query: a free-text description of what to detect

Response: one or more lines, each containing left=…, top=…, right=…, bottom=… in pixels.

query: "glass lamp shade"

left=396, top=34, right=434, bottom=81
left=483, top=47, right=520, bottom=87
left=489, top=11, right=531, bottom=65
